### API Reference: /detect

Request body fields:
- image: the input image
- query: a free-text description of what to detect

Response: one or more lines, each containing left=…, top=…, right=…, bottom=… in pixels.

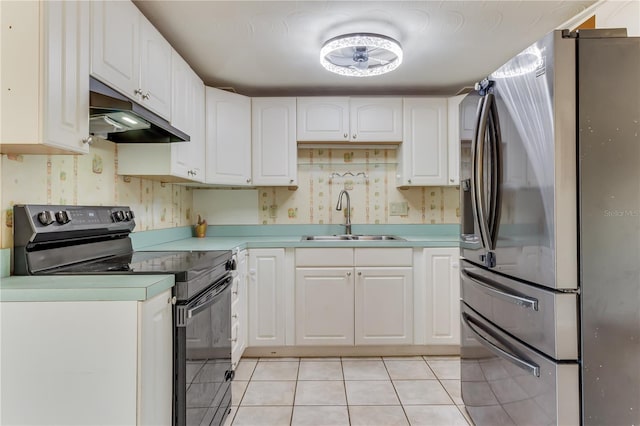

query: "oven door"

left=175, top=275, right=233, bottom=426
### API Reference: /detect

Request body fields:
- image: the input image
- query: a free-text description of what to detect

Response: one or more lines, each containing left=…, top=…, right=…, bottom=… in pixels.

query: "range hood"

left=89, top=77, right=189, bottom=143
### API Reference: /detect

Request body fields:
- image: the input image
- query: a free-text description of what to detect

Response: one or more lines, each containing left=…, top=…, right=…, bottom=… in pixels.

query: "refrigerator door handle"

left=462, top=312, right=541, bottom=377
left=462, top=268, right=539, bottom=311
left=471, top=96, right=491, bottom=251
left=486, top=94, right=503, bottom=249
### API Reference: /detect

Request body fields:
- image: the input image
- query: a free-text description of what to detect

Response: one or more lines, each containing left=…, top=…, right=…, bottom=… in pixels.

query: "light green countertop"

left=141, top=235, right=460, bottom=252
left=1, top=224, right=459, bottom=302
left=0, top=274, right=174, bottom=302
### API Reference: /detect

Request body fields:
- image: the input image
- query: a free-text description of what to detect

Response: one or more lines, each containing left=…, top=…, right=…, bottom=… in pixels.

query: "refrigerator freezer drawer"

left=461, top=303, right=579, bottom=426
left=461, top=261, right=577, bottom=360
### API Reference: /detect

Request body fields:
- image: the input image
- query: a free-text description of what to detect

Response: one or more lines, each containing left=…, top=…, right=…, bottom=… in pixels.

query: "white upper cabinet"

left=0, top=0, right=90, bottom=154
left=252, top=98, right=297, bottom=186
left=459, top=94, right=480, bottom=141
left=397, top=98, right=448, bottom=186
left=138, top=16, right=172, bottom=119
left=91, top=0, right=171, bottom=119
left=297, top=97, right=402, bottom=143
left=170, top=51, right=205, bottom=182
left=350, top=98, right=403, bottom=142
left=117, top=50, right=204, bottom=183
left=297, top=97, right=350, bottom=141
left=206, top=88, right=252, bottom=185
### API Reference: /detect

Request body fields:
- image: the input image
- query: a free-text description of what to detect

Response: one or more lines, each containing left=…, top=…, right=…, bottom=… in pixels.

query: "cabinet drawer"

left=355, top=248, right=412, bottom=266
left=295, top=248, right=354, bottom=267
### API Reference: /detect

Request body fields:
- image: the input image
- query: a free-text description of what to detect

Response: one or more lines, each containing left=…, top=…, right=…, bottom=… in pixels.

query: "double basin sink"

left=302, top=235, right=405, bottom=241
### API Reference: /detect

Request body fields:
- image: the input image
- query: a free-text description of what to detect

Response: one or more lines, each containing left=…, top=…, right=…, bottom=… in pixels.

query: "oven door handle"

left=176, top=275, right=232, bottom=327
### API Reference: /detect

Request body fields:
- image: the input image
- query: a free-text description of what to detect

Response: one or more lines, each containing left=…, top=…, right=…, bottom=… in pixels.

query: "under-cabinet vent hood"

left=89, top=77, right=189, bottom=143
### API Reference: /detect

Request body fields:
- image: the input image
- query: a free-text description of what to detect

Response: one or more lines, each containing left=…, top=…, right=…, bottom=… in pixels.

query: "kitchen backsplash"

left=195, top=148, right=460, bottom=226
left=0, top=139, right=193, bottom=249
left=1, top=145, right=461, bottom=249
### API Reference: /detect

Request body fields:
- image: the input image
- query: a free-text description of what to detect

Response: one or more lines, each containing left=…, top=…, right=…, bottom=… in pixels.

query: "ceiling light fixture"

left=320, top=33, right=403, bottom=77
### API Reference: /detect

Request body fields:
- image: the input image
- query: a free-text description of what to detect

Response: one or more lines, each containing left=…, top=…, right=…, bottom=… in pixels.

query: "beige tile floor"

left=224, top=356, right=473, bottom=426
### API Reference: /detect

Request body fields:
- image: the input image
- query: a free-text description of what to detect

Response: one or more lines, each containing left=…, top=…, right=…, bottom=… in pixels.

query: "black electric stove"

left=12, top=204, right=234, bottom=426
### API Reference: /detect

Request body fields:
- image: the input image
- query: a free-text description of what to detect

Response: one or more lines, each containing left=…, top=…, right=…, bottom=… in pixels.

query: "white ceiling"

left=133, top=0, right=599, bottom=97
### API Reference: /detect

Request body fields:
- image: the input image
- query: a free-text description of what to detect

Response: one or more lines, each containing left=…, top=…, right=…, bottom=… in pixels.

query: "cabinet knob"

left=407, top=179, right=412, bottom=184
left=347, top=272, right=351, bottom=277
left=82, top=136, right=94, bottom=145
left=289, top=179, right=294, bottom=184
left=246, top=178, right=252, bottom=183
left=352, top=134, right=357, bottom=139
left=232, top=314, right=238, bottom=319
left=450, top=178, right=455, bottom=183
left=134, top=88, right=143, bottom=96
left=358, top=271, right=362, bottom=276
left=343, top=133, right=348, bottom=139
left=169, top=296, right=177, bottom=305
left=142, top=92, right=150, bottom=100
left=452, top=262, right=459, bottom=269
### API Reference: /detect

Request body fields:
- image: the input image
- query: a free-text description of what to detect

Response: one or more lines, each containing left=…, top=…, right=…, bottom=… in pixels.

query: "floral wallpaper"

left=257, top=148, right=460, bottom=225
left=0, top=139, right=193, bottom=249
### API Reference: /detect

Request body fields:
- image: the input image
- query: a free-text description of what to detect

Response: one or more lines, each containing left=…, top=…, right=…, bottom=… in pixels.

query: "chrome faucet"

left=336, top=190, right=351, bottom=235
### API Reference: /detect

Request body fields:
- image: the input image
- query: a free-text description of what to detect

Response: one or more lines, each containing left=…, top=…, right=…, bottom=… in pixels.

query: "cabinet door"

left=446, top=95, right=467, bottom=186
left=349, top=98, right=402, bottom=142
left=251, top=98, right=297, bottom=186
left=295, top=268, right=354, bottom=345
left=206, top=88, right=252, bottom=185
left=139, top=15, right=171, bottom=119
left=296, top=97, right=349, bottom=141
left=248, top=249, right=285, bottom=346
left=138, top=290, right=173, bottom=426
left=460, top=94, right=480, bottom=141
left=423, top=248, right=460, bottom=345
left=90, top=0, right=140, bottom=100
left=44, top=0, right=90, bottom=153
left=355, top=267, right=413, bottom=345
left=171, top=54, right=205, bottom=182
left=398, top=98, right=448, bottom=186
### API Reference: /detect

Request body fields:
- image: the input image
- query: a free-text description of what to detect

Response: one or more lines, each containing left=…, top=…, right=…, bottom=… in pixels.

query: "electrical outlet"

left=389, top=202, right=408, bottom=216
left=269, top=205, right=278, bottom=218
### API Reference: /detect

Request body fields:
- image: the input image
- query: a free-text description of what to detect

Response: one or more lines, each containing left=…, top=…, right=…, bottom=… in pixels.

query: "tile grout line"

left=382, top=357, right=413, bottom=425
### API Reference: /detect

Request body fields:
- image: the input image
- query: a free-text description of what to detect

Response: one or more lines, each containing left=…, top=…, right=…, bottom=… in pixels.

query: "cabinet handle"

left=82, top=136, right=94, bottom=145
left=134, top=88, right=143, bottom=96
left=232, top=290, right=238, bottom=295
left=232, top=314, right=238, bottom=319
left=142, top=92, right=150, bottom=100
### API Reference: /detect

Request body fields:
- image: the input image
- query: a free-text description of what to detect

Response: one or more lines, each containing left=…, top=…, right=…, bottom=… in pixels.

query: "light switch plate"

left=389, top=202, right=408, bottom=216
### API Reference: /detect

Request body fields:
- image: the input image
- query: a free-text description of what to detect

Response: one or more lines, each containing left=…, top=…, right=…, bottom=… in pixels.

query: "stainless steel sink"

left=301, top=235, right=405, bottom=241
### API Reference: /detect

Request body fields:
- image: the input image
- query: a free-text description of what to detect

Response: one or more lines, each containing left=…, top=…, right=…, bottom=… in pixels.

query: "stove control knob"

left=37, top=211, right=54, bottom=226
left=125, top=211, right=135, bottom=221
left=112, top=210, right=125, bottom=222
left=55, top=210, right=71, bottom=224
left=128, top=210, right=135, bottom=220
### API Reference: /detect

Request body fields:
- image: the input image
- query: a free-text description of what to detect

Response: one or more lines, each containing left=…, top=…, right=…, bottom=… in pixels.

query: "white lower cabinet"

left=294, top=248, right=413, bottom=346
left=231, top=249, right=248, bottom=369
left=295, top=267, right=355, bottom=345
left=422, top=247, right=461, bottom=345
left=355, top=267, right=413, bottom=345
left=248, top=248, right=286, bottom=346
left=0, top=290, right=173, bottom=426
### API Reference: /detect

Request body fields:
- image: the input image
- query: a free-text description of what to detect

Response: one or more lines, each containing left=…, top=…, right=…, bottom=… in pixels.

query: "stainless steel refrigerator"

left=460, top=28, right=640, bottom=426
